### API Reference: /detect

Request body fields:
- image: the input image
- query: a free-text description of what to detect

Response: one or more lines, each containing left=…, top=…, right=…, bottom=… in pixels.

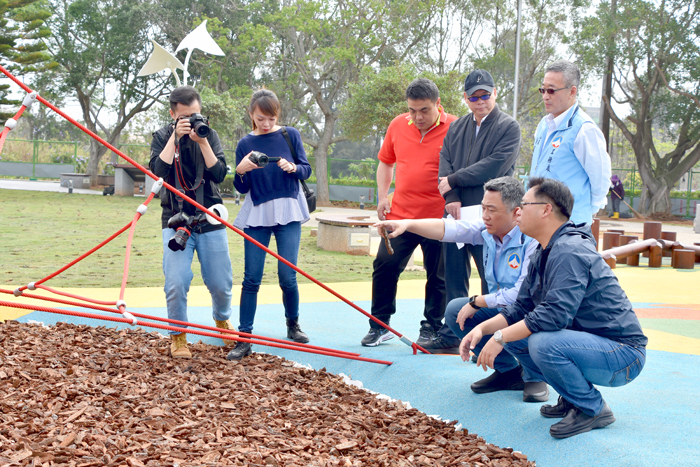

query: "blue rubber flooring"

left=18, top=298, right=699, bottom=467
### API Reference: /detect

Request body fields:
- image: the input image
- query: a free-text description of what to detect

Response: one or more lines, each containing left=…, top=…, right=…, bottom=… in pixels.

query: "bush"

left=220, top=174, right=235, bottom=195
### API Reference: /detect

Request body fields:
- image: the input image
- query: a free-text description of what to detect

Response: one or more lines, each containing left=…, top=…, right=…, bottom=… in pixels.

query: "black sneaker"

left=540, top=395, right=575, bottom=418
left=470, top=366, right=524, bottom=394
left=361, top=328, right=394, bottom=346
left=416, top=322, right=437, bottom=346
left=286, top=318, right=309, bottom=343
left=420, top=336, right=460, bottom=355
left=549, top=402, right=615, bottom=439
left=226, top=342, right=252, bottom=360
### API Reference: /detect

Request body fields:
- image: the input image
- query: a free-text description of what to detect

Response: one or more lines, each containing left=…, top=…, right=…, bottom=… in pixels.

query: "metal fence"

left=2, top=138, right=698, bottom=215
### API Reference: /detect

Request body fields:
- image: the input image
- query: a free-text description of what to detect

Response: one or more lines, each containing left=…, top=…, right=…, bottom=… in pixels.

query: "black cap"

left=464, top=69, right=495, bottom=96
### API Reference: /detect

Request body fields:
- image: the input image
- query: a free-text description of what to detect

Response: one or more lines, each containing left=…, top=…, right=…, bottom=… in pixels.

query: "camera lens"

left=193, top=121, right=210, bottom=138
left=168, top=227, right=191, bottom=251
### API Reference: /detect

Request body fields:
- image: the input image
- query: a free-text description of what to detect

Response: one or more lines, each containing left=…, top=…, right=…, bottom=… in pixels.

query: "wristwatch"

left=468, top=295, right=482, bottom=310
left=493, top=330, right=504, bottom=345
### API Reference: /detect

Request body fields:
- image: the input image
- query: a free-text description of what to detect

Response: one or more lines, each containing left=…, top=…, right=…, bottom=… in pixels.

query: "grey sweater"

left=438, top=105, right=521, bottom=206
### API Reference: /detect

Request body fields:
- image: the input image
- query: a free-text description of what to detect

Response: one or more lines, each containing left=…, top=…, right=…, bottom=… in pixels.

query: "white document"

left=446, top=205, right=483, bottom=249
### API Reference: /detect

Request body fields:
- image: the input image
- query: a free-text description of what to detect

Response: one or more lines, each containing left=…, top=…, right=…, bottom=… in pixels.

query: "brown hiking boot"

left=215, top=319, right=237, bottom=346
left=170, top=333, right=192, bottom=359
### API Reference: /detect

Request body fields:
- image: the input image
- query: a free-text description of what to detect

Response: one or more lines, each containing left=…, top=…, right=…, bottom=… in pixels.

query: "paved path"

left=0, top=178, right=103, bottom=195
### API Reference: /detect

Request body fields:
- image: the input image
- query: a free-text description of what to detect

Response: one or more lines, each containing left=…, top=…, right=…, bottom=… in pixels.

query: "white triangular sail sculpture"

left=175, top=20, right=225, bottom=85
left=137, top=40, right=185, bottom=87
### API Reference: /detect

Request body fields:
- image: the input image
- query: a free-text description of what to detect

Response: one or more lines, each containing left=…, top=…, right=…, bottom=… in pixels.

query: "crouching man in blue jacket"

left=463, top=176, right=647, bottom=438
left=374, top=176, right=546, bottom=402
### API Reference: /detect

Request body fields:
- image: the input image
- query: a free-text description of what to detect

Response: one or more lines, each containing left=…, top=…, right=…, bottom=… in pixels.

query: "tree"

left=258, top=0, right=438, bottom=205
left=42, top=0, right=172, bottom=185
left=0, top=0, right=55, bottom=120
left=340, top=63, right=466, bottom=143
left=572, top=0, right=700, bottom=214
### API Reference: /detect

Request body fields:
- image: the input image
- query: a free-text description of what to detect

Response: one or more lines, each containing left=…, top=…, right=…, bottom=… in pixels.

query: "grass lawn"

left=1, top=189, right=427, bottom=289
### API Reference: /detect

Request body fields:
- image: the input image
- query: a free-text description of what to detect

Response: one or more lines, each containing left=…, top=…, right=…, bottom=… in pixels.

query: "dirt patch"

left=328, top=200, right=377, bottom=211
left=0, top=321, right=534, bottom=466
left=599, top=213, right=694, bottom=226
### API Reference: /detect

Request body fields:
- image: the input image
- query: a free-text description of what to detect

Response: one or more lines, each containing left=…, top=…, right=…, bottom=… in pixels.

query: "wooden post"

left=672, top=249, right=695, bottom=270
left=642, top=221, right=662, bottom=257
left=591, top=218, right=600, bottom=251
left=602, top=232, right=621, bottom=251
left=648, top=244, right=663, bottom=268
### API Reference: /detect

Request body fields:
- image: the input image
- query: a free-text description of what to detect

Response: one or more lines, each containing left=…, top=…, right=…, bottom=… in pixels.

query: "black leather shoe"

left=421, top=336, right=460, bottom=355
left=523, top=382, right=549, bottom=402
left=540, top=395, right=575, bottom=418
left=286, top=319, right=309, bottom=343
left=549, top=402, right=616, bottom=439
left=470, top=366, right=524, bottom=394
left=226, top=342, right=252, bottom=360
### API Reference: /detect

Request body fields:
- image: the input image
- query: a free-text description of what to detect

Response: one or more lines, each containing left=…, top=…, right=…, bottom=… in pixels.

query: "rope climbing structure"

left=0, top=65, right=432, bottom=364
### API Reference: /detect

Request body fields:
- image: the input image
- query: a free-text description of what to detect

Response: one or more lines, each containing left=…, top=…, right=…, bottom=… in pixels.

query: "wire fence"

left=2, top=138, right=698, bottom=215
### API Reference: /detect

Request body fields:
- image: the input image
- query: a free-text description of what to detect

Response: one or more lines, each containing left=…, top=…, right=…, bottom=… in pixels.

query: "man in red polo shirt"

left=361, top=78, right=458, bottom=348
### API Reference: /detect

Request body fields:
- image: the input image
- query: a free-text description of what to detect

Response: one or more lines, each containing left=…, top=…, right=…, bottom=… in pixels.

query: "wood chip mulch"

left=0, top=320, right=535, bottom=467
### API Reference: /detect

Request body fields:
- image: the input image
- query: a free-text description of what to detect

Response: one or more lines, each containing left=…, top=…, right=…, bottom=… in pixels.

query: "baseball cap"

left=464, top=69, right=495, bottom=96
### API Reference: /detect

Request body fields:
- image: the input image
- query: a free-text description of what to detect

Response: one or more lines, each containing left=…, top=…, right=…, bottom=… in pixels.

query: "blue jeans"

left=505, top=330, right=646, bottom=416
left=445, top=298, right=521, bottom=374
left=161, top=227, right=233, bottom=335
left=239, top=222, right=301, bottom=333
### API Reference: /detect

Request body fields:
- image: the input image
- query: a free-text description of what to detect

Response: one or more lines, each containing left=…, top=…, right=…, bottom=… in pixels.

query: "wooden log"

left=617, top=235, right=639, bottom=265
left=607, top=229, right=625, bottom=234
left=661, top=231, right=677, bottom=257
left=605, top=255, right=616, bottom=269
left=601, top=238, right=658, bottom=262
left=672, top=249, right=695, bottom=270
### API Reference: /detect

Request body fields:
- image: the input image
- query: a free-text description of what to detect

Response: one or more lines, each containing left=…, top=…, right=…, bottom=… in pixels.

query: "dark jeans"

left=370, top=231, right=445, bottom=330
left=438, top=241, right=488, bottom=343
left=239, top=222, right=301, bottom=334
left=444, top=298, right=520, bottom=373
left=612, top=197, right=621, bottom=212
left=505, top=330, right=646, bottom=416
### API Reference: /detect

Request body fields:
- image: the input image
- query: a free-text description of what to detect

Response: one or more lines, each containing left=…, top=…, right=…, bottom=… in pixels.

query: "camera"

left=249, top=151, right=281, bottom=167
left=179, top=113, right=210, bottom=138
left=167, top=212, right=207, bottom=251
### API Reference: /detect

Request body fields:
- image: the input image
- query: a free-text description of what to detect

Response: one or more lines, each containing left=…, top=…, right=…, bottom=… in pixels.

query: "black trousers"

left=437, top=241, right=488, bottom=343
left=370, top=231, right=445, bottom=330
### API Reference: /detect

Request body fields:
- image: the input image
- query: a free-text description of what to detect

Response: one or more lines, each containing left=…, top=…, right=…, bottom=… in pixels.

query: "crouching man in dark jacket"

left=462, top=176, right=647, bottom=439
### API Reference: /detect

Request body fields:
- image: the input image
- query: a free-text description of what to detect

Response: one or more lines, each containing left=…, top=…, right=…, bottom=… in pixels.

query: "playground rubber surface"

left=2, top=264, right=698, bottom=467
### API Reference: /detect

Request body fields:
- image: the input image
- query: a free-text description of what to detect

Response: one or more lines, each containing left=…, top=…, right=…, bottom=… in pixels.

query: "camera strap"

left=171, top=143, right=205, bottom=216
left=281, top=126, right=313, bottom=199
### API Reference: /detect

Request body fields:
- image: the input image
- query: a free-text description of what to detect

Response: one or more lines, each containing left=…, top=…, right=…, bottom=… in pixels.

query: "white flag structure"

left=137, top=20, right=225, bottom=87
left=176, top=20, right=225, bottom=86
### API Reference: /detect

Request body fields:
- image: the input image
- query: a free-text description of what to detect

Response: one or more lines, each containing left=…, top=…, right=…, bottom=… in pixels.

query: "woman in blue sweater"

left=227, top=89, right=312, bottom=361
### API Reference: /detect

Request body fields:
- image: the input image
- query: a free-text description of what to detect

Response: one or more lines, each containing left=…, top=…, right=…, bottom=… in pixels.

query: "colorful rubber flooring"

left=2, top=263, right=698, bottom=466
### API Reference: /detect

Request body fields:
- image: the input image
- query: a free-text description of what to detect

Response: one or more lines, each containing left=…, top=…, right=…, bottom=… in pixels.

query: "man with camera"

left=149, top=86, right=234, bottom=359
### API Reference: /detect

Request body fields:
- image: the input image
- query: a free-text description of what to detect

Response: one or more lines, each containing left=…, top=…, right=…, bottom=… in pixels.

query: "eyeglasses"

left=521, top=202, right=549, bottom=207
left=538, top=86, right=571, bottom=95
left=467, top=94, right=491, bottom=102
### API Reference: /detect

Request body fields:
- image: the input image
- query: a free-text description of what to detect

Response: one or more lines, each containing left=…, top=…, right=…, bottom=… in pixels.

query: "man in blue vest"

left=374, top=176, right=547, bottom=402
left=530, top=60, right=611, bottom=225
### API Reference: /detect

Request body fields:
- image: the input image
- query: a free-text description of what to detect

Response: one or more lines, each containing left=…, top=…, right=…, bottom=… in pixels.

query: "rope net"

left=0, top=65, right=429, bottom=361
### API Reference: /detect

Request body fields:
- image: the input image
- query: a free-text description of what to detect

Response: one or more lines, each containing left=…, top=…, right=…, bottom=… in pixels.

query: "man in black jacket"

left=149, top=86, right=234, bottom=359
left=462, top=177, right=647, bottom=439
left=424, top=70, right=521, bottom=353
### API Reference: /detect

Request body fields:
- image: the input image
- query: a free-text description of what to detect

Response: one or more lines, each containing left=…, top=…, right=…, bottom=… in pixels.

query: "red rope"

left=119, top=193, right=155, bottom=301
left=0, top=104, right=28, bottom=155
left=0, top=64, right=428, bottom=355
left=0, top=288, right=360, bottom=357
left=0, top=299, right=392, bottom=365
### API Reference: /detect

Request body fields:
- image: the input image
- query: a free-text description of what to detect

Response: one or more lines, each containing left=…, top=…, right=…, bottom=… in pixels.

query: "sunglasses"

left=467, top=94, right=491, bottom=102
left=538, top=86, right=571, bottom=95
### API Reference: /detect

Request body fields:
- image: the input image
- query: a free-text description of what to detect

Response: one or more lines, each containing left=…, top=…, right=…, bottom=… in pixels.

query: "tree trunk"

left=313, top=113, right=336, bottom=206
left=86, top=138, right=110, bottom=187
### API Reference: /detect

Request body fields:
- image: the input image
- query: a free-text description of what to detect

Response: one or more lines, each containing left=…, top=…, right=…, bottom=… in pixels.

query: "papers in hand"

left=446, top=205, right=483, bottom=249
